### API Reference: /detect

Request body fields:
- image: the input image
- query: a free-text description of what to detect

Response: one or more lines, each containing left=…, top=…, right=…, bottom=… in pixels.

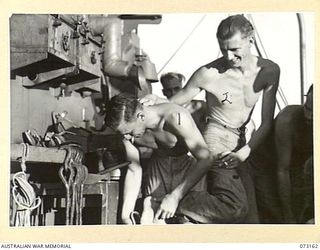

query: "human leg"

left=238, top=160, right=259, bottom=223
left=175, top=123, right=249, bottom=224
left=177, top=168, right=248, bottom=223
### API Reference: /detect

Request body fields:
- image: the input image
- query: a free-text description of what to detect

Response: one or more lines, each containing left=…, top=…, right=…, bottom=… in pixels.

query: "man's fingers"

left=161, top=211, right=172, bottom=220
left=160, top=212, right=167, bottom=220
left=218, top=151, right=231, bottom=159
left=139, top=99, right=150, bottom=104
left=142, top=100, right=154, bottom=106
left=227, top=162, right=237, bottom=169
left=155, top=208, right=162, bottom=220
left=222, top=155, right=232, bottom=162
left=215, top=154, right=239, bottom=168
left=138, top=94, right=156, bottom=106
left=156, top=208, right=175, bottom=220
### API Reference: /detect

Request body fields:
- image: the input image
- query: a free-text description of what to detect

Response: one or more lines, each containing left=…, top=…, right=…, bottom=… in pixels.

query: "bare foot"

left=141, top=196, right=167, bottom=224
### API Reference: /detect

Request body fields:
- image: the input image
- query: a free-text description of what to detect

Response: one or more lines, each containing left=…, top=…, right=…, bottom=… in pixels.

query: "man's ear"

left=136, top=112, right=145, bottom=121
left=249, top=36, right=255, bottom=46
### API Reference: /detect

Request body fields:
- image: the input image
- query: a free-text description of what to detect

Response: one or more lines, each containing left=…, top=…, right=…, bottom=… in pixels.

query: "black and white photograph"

left=2, top=0, right=319, bottom=244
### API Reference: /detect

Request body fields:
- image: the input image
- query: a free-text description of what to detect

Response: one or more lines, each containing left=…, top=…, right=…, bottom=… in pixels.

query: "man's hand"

left=216, top=145, right=251, bottom=168
left=216, top=151, right=237, bottom=169
left=139, top=94, right=168, bottom=106
left=122, top=134, right=134, bottom=144
left=154, top=193, right=180, bottom=220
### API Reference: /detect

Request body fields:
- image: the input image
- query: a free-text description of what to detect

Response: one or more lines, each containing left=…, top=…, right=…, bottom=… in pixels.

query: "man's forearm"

left=169, top=88, right=197, bottom=106
left=121, top=163, right=142, bottom=223
left=247, top=121, right=272, bottom=153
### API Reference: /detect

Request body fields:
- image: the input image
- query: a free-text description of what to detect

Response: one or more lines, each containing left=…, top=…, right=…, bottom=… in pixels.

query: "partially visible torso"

left=198, top=57, right=277, bottom=128
left=275, top=105, right=313, bottom=219
left=136, top=103, right=191, bottom=157
left=184, top=100, right=207, bottom=133
left=153, top=136, right=189, bottom=157
left=276, top=105, right=313, bottom=187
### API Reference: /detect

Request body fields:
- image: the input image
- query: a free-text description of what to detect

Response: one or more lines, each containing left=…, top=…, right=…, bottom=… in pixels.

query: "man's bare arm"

left=171, top=112, right=213, bottom=196
left=247, top=68, right=279, bottom=151
left=223, top=66, right=280, bottom=166
left=134, top=131, right=158, bottom=149
left=121, top=139, right=142, bottom=224
left=169, top=68, right=205, bottom=105
left=139, top=67, right=205, bottom=107
left=155, top=110, right=215, bottom=219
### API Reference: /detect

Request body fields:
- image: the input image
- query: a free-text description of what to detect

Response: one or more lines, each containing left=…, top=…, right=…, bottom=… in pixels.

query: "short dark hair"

left=160, top=72, right=185, bottom=87
left=217, top=14, right=254, bottom=40
left=105, top=93, right=142, bottom=130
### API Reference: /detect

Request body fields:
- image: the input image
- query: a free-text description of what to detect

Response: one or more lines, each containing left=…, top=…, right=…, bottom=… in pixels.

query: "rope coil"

left=11, top=143, right=41, bottom=226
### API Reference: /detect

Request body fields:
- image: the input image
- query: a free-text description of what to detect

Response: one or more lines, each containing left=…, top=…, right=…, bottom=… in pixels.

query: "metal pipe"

left=88, top=15, right=130, bottom=78
left=11, top=144, right=66, bottom=163
left=297, top=13, right=307, bottom=104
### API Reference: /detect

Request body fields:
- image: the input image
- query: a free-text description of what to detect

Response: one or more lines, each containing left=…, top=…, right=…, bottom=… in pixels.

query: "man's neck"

left=143, top=105, right=164, bottom=129
left=237, top=54, right=257, bottom=74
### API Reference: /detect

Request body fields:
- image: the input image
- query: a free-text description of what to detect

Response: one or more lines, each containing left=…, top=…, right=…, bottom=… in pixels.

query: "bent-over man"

left=106, top=93, right=248, bottom=223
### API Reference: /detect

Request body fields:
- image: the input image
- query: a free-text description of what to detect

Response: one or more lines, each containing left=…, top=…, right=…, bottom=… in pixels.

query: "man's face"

left=162, top=85, right=182, bottom=98
left=116, top=115, right=146, bottom=138
left=218, top=32, right=252, bottom=68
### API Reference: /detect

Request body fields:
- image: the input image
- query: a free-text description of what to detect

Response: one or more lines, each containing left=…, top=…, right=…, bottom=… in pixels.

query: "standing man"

left=275, top=85, right=313, bottom=223
left=143, top=14, right=280, bottom=222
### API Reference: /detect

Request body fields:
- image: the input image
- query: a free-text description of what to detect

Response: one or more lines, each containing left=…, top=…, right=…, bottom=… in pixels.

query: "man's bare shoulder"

left=275, top=105, right=303, bottom=128
left=192, top=58, right=225, bottom=81
left=256, top=57, right=280, bottom=91
left=258, top=57, right=280, bottom=73
left=159, top=103, right=194, bottom=127
left=202, top=57, right=228, bottom=73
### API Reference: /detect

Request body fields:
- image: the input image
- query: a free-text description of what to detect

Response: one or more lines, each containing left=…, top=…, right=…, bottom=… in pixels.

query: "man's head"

left=304, top=84, right=313, bottom=123
left=160, top=72, right=185, bottom=98
left=216, top=14, right=255, bottom=68
left=105, top=93, right=147, bottom=137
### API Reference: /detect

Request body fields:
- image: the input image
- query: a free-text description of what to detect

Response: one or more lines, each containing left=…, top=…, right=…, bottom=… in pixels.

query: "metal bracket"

left=62, top=32, right=70, bottom=51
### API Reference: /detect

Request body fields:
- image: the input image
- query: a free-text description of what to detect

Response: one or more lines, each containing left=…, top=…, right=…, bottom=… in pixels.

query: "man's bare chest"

left=203, top=71, right=262, bottom=108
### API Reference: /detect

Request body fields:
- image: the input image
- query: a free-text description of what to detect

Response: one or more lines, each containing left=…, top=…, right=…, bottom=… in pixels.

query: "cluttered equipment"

left=10, top=14, right=161, bottom=226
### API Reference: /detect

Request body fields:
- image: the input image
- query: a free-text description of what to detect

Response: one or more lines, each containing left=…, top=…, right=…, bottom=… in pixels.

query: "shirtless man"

left=115, top=73, right=207, bottom=224
left=142, top=14, right=280, bottom=222
left=275, top=85, right=313, bottom=223
left=105, top=93, right=213, bottom=224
